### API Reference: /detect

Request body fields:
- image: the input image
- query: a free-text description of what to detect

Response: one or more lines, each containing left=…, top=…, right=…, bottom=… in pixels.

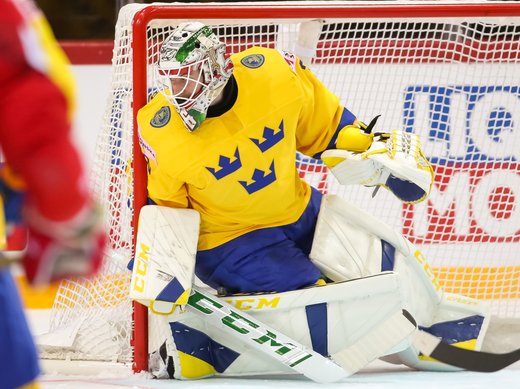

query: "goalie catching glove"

left=322, top=117, right=434, bottom=203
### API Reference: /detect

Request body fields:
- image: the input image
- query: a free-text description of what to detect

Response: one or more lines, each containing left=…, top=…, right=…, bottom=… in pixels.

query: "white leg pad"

left=309, top=195, right=492, bottom=371
left=155, top=273, right=413, bottom=379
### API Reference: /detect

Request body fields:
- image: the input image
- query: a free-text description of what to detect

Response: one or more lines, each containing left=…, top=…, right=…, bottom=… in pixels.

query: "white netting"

left=41, top=1, right=520, bottom=365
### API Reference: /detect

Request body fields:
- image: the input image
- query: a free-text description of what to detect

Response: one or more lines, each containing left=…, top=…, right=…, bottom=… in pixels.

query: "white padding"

left=164, top=273, right=411, bottom=379
left=309, top=195, right=443, bottom=324
left=130, top=205, right=200, bottom=310
left=309, top=195, right=493, bottom=372
left=310, top=196, right=382, bottom=281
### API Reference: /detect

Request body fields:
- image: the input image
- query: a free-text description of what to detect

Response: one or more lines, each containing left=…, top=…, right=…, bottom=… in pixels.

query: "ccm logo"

left=132, top=242, right=150, bottom=293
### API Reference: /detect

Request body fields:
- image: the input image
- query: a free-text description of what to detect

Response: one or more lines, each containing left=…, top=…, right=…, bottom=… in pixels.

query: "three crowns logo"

left=206, top=120, right=284, bottom=194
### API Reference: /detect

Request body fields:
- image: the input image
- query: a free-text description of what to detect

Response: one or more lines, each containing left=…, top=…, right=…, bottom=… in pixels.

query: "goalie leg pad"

left=154, top=273, right=411, bottom=379
left=480, top=316, right=520, bottom=354
left=170, top=321, right=241, bottom=379
left=389, top=292, right=491, bottom=372
left=309, top=195, right=492, bottom=370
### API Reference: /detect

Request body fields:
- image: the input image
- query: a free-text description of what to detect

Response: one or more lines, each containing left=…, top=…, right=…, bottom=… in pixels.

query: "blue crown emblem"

left=241, top=54, right=265, bottom=69
left=206, top=147, right=242, bottom=180
left=239, top=160, right=276, bottom=194
left=150, top=106, right=171, bottom=128
left=250, top=120, right=285, bottom=152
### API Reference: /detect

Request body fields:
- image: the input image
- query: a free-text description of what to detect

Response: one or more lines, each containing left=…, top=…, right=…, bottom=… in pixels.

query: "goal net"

left=40, top=1, right=520, bottom=371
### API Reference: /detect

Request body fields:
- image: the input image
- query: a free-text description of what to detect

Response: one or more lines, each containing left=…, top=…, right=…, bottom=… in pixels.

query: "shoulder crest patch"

left=150, top=106, right=171, bottom=128
left=240, top=54, right=265, bottom=69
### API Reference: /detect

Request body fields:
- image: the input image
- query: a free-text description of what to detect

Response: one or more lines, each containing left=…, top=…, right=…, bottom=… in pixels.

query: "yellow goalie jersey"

left=137, top=47, right=346, bottom=250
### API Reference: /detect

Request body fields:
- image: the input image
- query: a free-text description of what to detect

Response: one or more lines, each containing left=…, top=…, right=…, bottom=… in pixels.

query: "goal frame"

left=126, top=1, right=520, bottom=372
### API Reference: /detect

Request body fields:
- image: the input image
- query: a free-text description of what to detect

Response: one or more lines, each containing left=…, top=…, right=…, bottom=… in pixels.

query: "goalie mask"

left=155, top=22, right=233, bottom=131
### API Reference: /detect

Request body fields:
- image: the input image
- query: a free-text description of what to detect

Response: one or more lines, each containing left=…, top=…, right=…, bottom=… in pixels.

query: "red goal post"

left=42, top=1, right=520, bottom=373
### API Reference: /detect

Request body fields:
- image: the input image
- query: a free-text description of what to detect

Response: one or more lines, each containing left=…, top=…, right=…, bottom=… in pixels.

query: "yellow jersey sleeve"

left=289, top=53, right=345, bottom=157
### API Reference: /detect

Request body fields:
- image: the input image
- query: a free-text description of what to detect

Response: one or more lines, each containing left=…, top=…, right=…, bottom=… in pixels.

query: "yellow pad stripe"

left=419, top=339, right=477, bottom=362
left=178, top=351, right=216, bottom=379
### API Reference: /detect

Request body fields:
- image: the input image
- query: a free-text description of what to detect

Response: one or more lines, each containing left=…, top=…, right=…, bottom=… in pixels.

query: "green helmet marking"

left=175, top=26, right=214, bottom=63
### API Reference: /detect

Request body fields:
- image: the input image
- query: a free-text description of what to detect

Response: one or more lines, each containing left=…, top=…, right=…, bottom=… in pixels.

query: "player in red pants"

left=0, top=0, right=106, bottom=387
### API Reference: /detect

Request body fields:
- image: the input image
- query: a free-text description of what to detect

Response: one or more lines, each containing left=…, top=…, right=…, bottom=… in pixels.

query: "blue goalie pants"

left=195, top=188, right=323, bottom=294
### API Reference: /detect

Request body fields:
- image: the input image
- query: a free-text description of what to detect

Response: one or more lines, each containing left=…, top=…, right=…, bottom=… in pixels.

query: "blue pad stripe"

left=170, top=321, right=240, bottom=372
left=157, top=277, right=185, bottom=303
left=305, top=302, right=329, bottom=356
left=419, top=315, right=484, bottom=344
left=381, top=239, right=396, bottom=272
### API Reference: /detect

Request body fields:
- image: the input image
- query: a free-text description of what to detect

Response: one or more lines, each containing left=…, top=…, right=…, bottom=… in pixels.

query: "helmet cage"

left=154, top=23, right=233, bottom=131
left=157, top=57, right=212, bottom=110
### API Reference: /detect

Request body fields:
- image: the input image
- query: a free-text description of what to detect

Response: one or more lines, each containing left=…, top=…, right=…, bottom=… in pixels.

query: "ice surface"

left=39, top=359, right=520, bottom=389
